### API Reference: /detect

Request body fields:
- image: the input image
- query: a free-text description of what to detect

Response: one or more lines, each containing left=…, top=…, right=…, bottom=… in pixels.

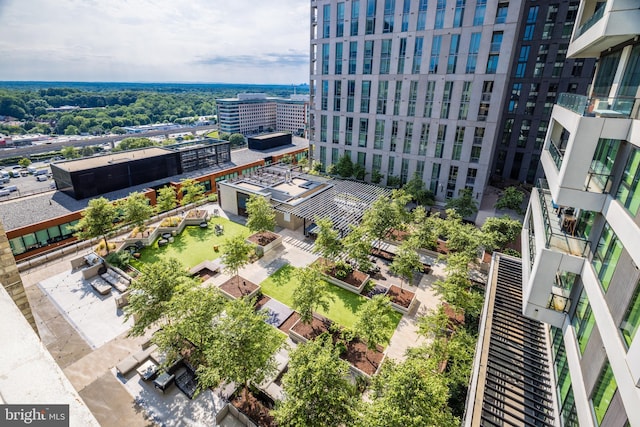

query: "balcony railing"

left=536, top=179, right=591, bottom=257
left=557, top=93, right=640, bottom=119
left=548, top=140, right=564, bottom=170
left=575, top=3, right=606, bottom=38
left=547, top=272, right=577, bottom=313
left=584, top=170, right=613, bottom=194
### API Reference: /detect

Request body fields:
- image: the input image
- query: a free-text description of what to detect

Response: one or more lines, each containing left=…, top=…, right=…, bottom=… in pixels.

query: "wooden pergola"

left=274, top=179, right=392, bottom=236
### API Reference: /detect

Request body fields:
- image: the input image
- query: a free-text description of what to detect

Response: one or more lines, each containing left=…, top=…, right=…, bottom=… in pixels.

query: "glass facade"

left=591, top=361, right=617, bottom=425
left=617, top=147, right=640, bottom=216
left=592, top=222, right=623, bottom=292
left=572, top=288, right=595, bottom=355
left=9, top=219, right=80, bottom=256
left=621, top=279, right=640, bottom=348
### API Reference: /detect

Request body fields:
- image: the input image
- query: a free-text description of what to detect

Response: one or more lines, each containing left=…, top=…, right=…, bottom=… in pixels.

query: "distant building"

left=217, top=93, right=308, bottom=136
left=123, top=123, right=183, bottom=134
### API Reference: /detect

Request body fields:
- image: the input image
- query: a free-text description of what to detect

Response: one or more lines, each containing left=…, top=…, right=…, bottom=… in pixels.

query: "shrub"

left=160, top=216, right=180, bottom=227
left=208, top=193, right=218, bottom=203
left=334, top=260, right=352, bottom=279
left=105, top=251, right=130, bottom=269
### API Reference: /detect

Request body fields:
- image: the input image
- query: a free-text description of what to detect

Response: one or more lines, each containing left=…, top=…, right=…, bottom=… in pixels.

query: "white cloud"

left=0, top=0, right=309, bottom=83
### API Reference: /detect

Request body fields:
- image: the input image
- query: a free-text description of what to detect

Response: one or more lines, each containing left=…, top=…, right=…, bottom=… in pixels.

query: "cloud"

left=0, top=0, right=309, bottom=83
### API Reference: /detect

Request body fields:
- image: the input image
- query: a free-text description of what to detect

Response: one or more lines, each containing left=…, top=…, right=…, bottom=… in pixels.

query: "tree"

left=342, top=225, right=374, bottom=273
left=481, top=215, right=523, bottom=252
left=153, top=285, right=226, bottom=375
left=389, top=238, right=423, bottom=289
left=297, top=156, right=309, bottom=170
left=292, top=266, right=333, bottom=324
left=229, top=133, right=245, bottom=146
left=245, top=194, right=276, bottom=233
left=61, top=146, right=80, bottom=159
left=370, top=168, right=384, bottom=184
left=353, top=163, right=367, bottom=181
left=440, top=209, right=482, bottom=258
left=445, top=188, right=478, bottom=218
left=64, top=125, right=79, bottom=136
left=222, top=234, right=253, bottom=286
left=334, top=154, right=353, bottom=178
left=113, top=137, right=156, bottom=152
left=156, top=185, right=178, bottom=212
left=125, top=258, right=192, bottom=336
left=361, top=191, right=409, bottom=251
left=360, top=357, right=459, bottom=427
left=120, top=191, right=155, bottom=232
left=73, top=197, right=117, bottom=255
left=403, top=172, right=435, bottom=206
left=313, top=217, right=343, bottom=263
left=198, top=298, right=285, bottom=402
left=411, top=207, right=441, bottom=251
left=432, top=252, right=484, bottom=317
left=495, top=186, right=525, bottom=214
left=80, top=146, right=95, bottom=157
left=179, top=178, right=205, bottom=206
left=273, top=337, right=356, bottom=427
left=354, top=295, right=394, bottom=356
left=18, top=157, right=31, bottom=168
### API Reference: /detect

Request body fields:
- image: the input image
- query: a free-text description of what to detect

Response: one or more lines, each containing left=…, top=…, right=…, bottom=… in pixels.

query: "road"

left=0, top=125, right=218, bottom=160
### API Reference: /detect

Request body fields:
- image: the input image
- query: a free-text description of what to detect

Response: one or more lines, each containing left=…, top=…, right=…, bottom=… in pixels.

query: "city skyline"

left=0, top=0, right=310, bottom=85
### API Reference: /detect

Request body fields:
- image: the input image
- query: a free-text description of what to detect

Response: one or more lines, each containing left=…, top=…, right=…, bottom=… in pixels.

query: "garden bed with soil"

left=313, top=258, right=369, bottom=293
left=231, top=390, right=276, bottom=427
left=246, top=231, right=283, bottom=257
left=219, top=276, right=261, bottom=300
left=370, top=247, right=396, bottom=261
left=386, top=285, right=417, bottom=314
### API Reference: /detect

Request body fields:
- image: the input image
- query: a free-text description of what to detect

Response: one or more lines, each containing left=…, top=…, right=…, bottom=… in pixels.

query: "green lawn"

left=129, top=217, right=250, bottom=270
left=259, top=265, right=402, bottom=343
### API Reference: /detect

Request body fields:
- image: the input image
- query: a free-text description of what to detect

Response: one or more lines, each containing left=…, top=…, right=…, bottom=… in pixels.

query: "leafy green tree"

left=389, top=238, right=423, bottom=289
left=198, top=298, right=285, bottom=402
left=179, top=178, right=205, bottom=206
left=353, top=163, right=367, bottom=181
left=156, top=185, right=178, bottom=212
left=311, top=160, right=323, bottom=174
left=334, top=154, right=353, bottom=178
left=361, top=192, right=409, bottom=252
left=417, top=305, right=453, bottom=340
left=495, top=186, right=525, bottom=214
left=121, top=191, right=155, bottom=232
left=481, top=215, right=522, bottom=252
left=432, top=252, right=483, bottom=317
left=313, top=217, right=343, bottom=263
left=342, top=225, right=374, bottom=273
left=80, top=146, right=95, bottom=157
left=113, top=137, right=156, bottom=152
left=229, top=133, right=245, bottom=146
left=370, top=168, right=384, bottom=184
left=153, top=286, right=226, bottom=374
left=273, top=337, right=356, bottom=427
left=440, top=209, right=482, bottom=258
left=125, top=258, right=191, bottom=336
left=360, top=357, right=459, bottom=427
left=445, top=188, right=478, bottom=218
left=18, top=157, right=31, bottom=168
left=222, top=234, right=253, bottom=286
left=111, top=126, right=126, bottom=134
left=245, top=194, right=276, bottom=233
left=354, top=295, right=394, bottom=355
left=411, top=207, right=441, bottom=251
left=73, top=197, right=117, bottom=255
left=218, top=132, right=231, bottom=141
left=64, top=125, right=79, bottom=136
left=386, top=175, right=401, bottom=188
left=297, top=156, right=309, bottom=170
left=292, top=266, right=333, bottom=324
left=403, top=172, right=435, bottom=206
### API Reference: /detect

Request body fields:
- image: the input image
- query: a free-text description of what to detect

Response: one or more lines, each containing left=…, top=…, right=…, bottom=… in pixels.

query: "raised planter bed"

left=312, top=258, right=370, bottom=294
left=362, top=283, right=389, bottom=299
left=219, top=276, right=261, bottom=301
left=386, top=285, right=417, bottom=315
left=370, top=247, right=395, bottom=261
left=289, top=314, right=384, bottom=377
left=183, top=209, right=209, bottom=226
left=246, top=231, right=282, bottom=257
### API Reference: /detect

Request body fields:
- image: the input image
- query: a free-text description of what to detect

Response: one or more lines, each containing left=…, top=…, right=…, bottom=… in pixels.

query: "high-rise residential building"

left=310, top=0, right=522, bottom=203
left=217, top=93, right=308, bottom=136
left=491, top=0, right=596, bottom=185
left=521, top=0, right=640, bottom=424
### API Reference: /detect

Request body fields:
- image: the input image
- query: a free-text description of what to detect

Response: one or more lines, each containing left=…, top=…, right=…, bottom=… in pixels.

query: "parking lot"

left=0, top=161, right=54, bottom=199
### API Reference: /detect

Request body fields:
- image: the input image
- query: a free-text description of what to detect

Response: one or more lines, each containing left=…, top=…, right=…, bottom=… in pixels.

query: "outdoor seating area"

left=214, top=224, right=224, bottom=235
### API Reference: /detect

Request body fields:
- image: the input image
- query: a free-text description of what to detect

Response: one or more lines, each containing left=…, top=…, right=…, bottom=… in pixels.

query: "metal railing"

left=584, top=170, right=613, bottom=194
left=557, top=92, right=640, bottom=119
left=548, top=140, right=564, bottom=170
left=536, top=179, right=591, bottom=257
left=576, top=4, right=605, bottom=38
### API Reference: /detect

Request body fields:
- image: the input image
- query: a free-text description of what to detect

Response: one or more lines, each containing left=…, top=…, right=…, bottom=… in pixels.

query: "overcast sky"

left=0, top=0, right=310, bottom=84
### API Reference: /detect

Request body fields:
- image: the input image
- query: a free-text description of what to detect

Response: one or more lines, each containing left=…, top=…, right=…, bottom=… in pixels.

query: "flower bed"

left=184, top=209, right=209, bottom=225
left=312, top=258, right=369, bottom=294
left=386, top=285, right=417, bottom=314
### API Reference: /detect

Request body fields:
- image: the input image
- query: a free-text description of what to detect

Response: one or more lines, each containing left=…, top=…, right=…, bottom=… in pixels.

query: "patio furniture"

left=136, top=359, right=158, bottom=381
left=213, top=208, right=219, bottom=217
left=154, top=371, right=175, bottom=393
left=158, top=239, right=169, bottom=247
left=162, top=233, right=172, bottom=239
left=135, top=241, right=144, bottom=250
left=215, top=224, right=224, bottom=235
left=200, top=221, right=208, bottom=228
left=174, top=364, right=199, bottom=399
left=90, top=279, right=112, bottom=295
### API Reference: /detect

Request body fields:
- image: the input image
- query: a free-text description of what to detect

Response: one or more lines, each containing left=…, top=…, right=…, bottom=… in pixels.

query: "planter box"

left=386, top=285, right=417, bottom=315
left=322, top=272, right=369, bottom=294
left=219, top=277, right=261, bottom=301
left=246, top=231, right=283, bottom=257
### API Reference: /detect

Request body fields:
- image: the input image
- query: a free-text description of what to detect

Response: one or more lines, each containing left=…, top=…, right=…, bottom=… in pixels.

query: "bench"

left=115, top=344, right=158, bottom=376
left=89, top=277, right=111, bottom=295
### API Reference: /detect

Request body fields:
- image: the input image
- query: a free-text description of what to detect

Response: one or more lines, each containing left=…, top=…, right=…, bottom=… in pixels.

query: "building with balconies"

left=522, top=2, right=640, bottom=425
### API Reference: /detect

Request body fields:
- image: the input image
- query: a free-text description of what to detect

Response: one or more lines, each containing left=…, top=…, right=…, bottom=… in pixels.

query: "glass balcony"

left=536, top=179, right=591, bottom=257
left=557, top=93, right=640, bottom=119
left=548, top=140, right=564, bottom=170
left=547, top=272, right=577, bottom=313
left=575, top=3, right=606, bottom=38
